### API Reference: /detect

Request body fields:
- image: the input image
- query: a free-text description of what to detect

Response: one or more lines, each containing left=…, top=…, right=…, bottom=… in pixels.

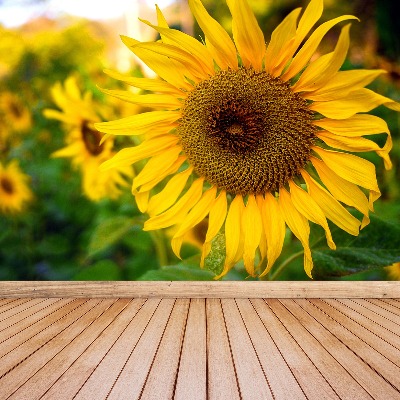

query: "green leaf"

left=87, top=216, right=136, bottom=258
left=203, top=232, right=226, bottom=275
left=312, top=215, right=400, bottom=279
left=138, top=256, right=215, bottom=280
left=73, top=260, right=121, bottom=280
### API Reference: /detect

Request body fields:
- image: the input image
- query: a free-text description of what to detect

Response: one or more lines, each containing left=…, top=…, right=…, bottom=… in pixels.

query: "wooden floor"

left=0, top=296, right=400, bottom=399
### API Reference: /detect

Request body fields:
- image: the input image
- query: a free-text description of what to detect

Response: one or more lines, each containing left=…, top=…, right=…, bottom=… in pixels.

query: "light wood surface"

left=1, top=296, right=399, bottom=399
left=0, top=281, right=399, bottom=298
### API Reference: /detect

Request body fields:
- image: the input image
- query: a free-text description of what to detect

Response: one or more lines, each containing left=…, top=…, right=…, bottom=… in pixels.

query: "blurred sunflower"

left=385, top=263, right=400, bottom=280
left=44, top=77, right=133, bottom=201
left=0, top=92, right=32, bottom=133
left=0, top=160, right=33, bottom=214
left=96, top=0, right=400, bottom=278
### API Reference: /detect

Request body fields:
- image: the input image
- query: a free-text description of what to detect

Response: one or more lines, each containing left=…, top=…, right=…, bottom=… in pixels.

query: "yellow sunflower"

left=0, top=92, right=32, bottom=133
left=96, top=0, right=400, bottom=278
left=0, top=160, right=33, bottom=214
left=44, top=77, right=133, bottom=201
left=385, top=263, right=400, bottom=280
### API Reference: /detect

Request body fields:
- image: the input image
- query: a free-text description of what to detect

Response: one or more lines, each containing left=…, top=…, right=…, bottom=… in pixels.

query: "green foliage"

left=138, top=256, right=215, bottom=281
left=312, top=215, right=400, bottom=279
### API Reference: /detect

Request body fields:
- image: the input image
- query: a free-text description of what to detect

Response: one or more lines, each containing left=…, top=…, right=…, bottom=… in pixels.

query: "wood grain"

left=0, top=281, right=399, bottom=298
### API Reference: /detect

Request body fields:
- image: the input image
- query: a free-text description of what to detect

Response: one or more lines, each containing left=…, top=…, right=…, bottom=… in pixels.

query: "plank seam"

left=299, top=299, right=400, bottom=394
left=327, top=299, right=400, bottom=351
left=234, top=299, right=275, bottom=400
left=71, top=299, right=147, bottom=399
left=0, top=299, right=47, bottom=322
left=104, top=299, right=162, bottom=399
left=220, top=298, right=243, bottom=400
left=268, top=299, right=341, bottom=399
left=249, top=299, right=307, bottom=400
left=138, top=299, right=177, bottom=400
left=7, top=299, right=117, bottom=399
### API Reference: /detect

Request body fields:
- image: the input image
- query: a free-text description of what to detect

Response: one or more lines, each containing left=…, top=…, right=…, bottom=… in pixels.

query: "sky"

left=0, top=0, right=175, bottom=27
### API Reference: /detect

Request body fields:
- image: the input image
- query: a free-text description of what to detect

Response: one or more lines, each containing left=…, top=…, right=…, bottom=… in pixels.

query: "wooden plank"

left=341, top=299, right=400, bottom=335
left=269, top=299, right=372, bottom=400
left=251, top=299, right=338, bottom=400
left=321, top=299, right=400, bottom=353
left=0, top=298, right=33, bottom=314
left=0, top=281, right=399, bottom=298
left=9, top=299, right=130, bottom=399
left=140, top=299, right=190, bottom=399
left=0, top=298, right=72, bottom=344
left=41, top=299, right=146, bottom=400
left=367, top=298, right=400, bottom=320
left=0, top=298, right=58, bottom=330
left=349, top=299, right=400, bottom=326
left=221, top=298, right=273, bottom=400
left=0, top=299, right=110, bottom=399
left=174, top=299, right=207, bottom=400
left=0, top=299, right=81, bottom=361
left=73, top=298, right=161, bottom=399
left=294, top=299, right=400, bottom=394
left=235, top=299, right=305, bottom=400
left=107, top=299, right=175, bottom=399
left=0, top=299, right=47, bottom=322
left=206, top=299, right=240, bottom=400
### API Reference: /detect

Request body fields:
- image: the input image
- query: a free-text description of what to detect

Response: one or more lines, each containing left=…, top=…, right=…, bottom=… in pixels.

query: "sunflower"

left=0, top=160, right=33, bottom=214
left=96, top=0, right=400, bottom=278
left=44, top=77, right=133, bottom=201
left=385, top=263, right=400, bottom=280
left=0, top=92, right=32, bottom=133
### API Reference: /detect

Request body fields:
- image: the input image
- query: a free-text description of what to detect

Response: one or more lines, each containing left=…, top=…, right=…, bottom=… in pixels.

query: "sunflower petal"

left=147, top=167, right=194, bottom=216
left=143, top=178, right=204, bottom=231
left=317, top=131, right=392, bottom=169
left=134, top=190, right=150, bottom=213
left=264, top=7, right=302, bottom=75
left=258, top=193, right=286, bottom=277
left=138, top=20, right=214, bottom=75
left=313, top=114, right=389, bottom=137
left=294, top=24, right=351, bottom=92
left=282, top=15, right=358, bottom=81
left=310, top=88, right=400, bottom=119
left=171, top=187, right=217, bottom=258
left=226, top=0, right=265, bottom=70
left=103, top=69, right=183, bottom=95
left=139, top=156, right=186, bottom=192
left=121, top=35, right=194, bottom=89
left=100, top=135, right=179, bottom=170
left=311, top=156, right=371, bottom=228
left=95, top=111, right=180, bottom=136
left=289, top=181, right=336, bottom=250
left=301, top=171, right=361, bottom=235
left=98, top=88, right=182, bottom=110
left=132, top=41, right=207, bottom=79
left=305, top=69, right=386, bottom=101
left=241, top=195, right=262, bottom=276
left=132, top=146, right=182, bottom=191
left=313, top=147, right=380, bottom=207
left=189, top=0, right=237, bottom=69
left=279, top=188, right=313, bottom=278
left=173, top=186, right=216, bottom=238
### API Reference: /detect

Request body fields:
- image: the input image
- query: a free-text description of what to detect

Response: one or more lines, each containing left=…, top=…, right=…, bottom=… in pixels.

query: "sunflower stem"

left=150, top=230, right=169, bottom=267
left=269, top=251, right=304, bottom=281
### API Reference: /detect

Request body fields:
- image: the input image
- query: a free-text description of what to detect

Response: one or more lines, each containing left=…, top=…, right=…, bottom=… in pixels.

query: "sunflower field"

left=0, top=0, right=399, bottom=281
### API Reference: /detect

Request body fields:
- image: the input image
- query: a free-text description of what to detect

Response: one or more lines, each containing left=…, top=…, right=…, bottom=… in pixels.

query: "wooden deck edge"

left=0, top=281, right=399, bottom=298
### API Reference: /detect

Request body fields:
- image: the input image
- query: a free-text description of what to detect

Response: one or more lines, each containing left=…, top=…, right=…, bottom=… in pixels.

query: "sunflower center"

left=177, top=67, right=317, bottom=194
left=81, top=122, right=104, bottom=156
left=0, top=177, right=13, bottom=194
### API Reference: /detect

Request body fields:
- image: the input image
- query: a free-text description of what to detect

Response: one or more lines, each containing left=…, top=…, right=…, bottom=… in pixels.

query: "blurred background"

left=0, top=0, right=399, bottom=281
